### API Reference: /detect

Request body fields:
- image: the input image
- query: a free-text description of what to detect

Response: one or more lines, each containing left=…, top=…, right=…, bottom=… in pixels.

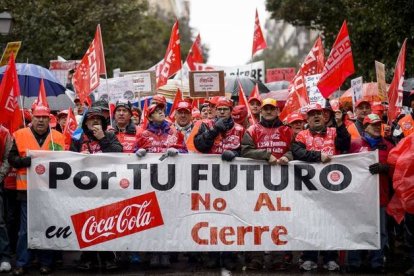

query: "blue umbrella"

left=0, top=63, right=66, bottom=97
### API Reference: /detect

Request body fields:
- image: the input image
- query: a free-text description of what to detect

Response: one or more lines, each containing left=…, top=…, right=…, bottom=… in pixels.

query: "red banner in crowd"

left=73, top=25, right=106, bottom=104
left=63, top=107, right=78, bottom=148
left=157, top=20, right=182, bottom=88
left=266, top=68, right=296, bottom=82
left=317, top=21, right=355, bottom=98
left=186, top=34, right=203, bottom=71
left=387, top=39, right=407, bottom=124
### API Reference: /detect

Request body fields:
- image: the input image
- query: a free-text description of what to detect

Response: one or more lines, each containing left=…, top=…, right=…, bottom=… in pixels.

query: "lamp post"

left=0, top=11, right=13, bottom=35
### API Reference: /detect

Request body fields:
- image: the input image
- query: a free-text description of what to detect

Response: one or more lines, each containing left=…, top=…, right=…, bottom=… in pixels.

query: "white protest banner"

left=28, top=151, right=379, bottom=252
left=194, top=61, right=265, bottom=82
left=119, top=70, right=156, bottom=97
left=305, top=74, right=325, bottom=105
left=351, top=76, right=363, bottom=110
left=94, top=77, right=135, bottom=103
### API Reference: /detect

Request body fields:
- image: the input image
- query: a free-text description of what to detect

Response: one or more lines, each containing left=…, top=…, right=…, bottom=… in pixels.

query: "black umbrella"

left=225, top=76, right=269, bottom=97
left=264, top=81, right=290, bottom=91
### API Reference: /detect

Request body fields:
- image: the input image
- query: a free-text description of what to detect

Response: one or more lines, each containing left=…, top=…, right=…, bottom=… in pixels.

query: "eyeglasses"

left=217, top=107, right=230, bottom=112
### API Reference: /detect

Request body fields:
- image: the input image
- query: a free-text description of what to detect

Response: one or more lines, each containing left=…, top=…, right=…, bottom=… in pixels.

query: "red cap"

left=206, top=96, right=221, bottom=106
left=306, top=103, right=323, bottom=114
left=176, top=101, right=192, bottom=113
left=371, top=103, right=385, bottom=112
left=152, top=94, right=167, bottom=105
left=248, top=96, right=262, bottom=105
left=192, top=108, right=201, bottom=119
left=147, top=103, right=165, bottom=117
left=57, top=110, right=69, bottom=119
left=363, top=113, right=382, bottom=126
left=32, top=105, right=51, bottom=117
left=286, top=112, right=305, bottom=124
left=216, top=97, right=233, bottom=108
left=23, top=109, right=32, bottom=122
left=355, top=99, right=371, bottom=108
left=231, top=105, right=248, bottom=124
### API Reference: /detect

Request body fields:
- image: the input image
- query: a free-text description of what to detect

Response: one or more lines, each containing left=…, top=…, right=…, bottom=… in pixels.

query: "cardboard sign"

left=189, top=71, right=225, bottom=98
left=119, top=70, right=156, bottom=96
left=305, top=74, right=325, bottom=106
left=351, top=76, right=363, bottom=109
left=375, top=61, right=387, bottom=102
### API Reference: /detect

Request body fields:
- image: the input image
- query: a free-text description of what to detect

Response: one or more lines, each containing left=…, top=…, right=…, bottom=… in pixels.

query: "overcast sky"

left=189, top=0, right=268, bottom=67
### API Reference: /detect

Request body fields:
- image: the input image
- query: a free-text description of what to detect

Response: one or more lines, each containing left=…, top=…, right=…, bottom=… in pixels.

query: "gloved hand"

left=214, top=118, right=227, bottom=133
left=166, top=148, right=179, bottom=157
left=22, top=156, right=32, bottom=167
left=369, top=163, right=390, bottom=175
left=135, top=148, right=147, bottom=158
left=221, top=150, right=237, bottom=161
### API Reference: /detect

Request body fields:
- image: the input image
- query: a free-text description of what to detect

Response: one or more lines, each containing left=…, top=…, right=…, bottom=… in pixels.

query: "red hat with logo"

left=216, top=97, right=233, bottom=109
left=152, top=94, right=167, bottom=105
left=248, top=96, right=262, bottom=105
left=206, top=96, right=221, bottom=106
left=232, top=105, right=248, bottom=124
left=306, top=103, right=324, bottom=114
left=147, top=103, right=165, bottom=117
left=176, top=101, right=192, bottom=113
left=355, top=99, right=371, bottom=108
left=32, top=105, right=51, bottom=117
left=286, top=112, right=306, bottom=124
left=57, top=110, right=69, bottom=119
left=363, top=113, right=382, bottom=126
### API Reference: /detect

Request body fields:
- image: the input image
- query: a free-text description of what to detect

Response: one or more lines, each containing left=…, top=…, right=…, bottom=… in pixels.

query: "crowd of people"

left=0, top=89, right=413, bottom=275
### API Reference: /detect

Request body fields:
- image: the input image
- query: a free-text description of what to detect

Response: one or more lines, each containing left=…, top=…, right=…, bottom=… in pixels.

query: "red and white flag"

left=0, top=53, right=22, bottom=133
left=186, top=34, right=203, bottom=71
left=249, top=84, right=261, bottom=100
left=73, top=25, right=106, bottom=104
left=301, top=36, right=325, bottom=76
left=252, top=9, right=267, bottom=56
left=63, top=107, right=78, bottom=148
left=387, top=39, right=407, bottom=123
left=157, top=20, right=182, bottom=88
left=317, top=21, right=355, bottom=98
left=279, top=71, right=308, bottom=121
left=168, top=88, right=183, bottom=121
left=238, top=82, right=256, bottom=124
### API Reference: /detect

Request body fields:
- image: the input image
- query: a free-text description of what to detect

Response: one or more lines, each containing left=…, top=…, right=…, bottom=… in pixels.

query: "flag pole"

left=97, top=24, right=112, bottom=126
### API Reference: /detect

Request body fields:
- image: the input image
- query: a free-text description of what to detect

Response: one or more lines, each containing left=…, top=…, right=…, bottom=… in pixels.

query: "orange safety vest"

left=398, top=114, right=414, bottom=138
left=347, top=122, right=385, bottom=140
left=13, top=128, right=65, bottom=190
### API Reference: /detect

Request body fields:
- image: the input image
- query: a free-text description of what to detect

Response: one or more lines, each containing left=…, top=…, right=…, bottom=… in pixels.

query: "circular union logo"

left=35, top=164, right=46, bottom=175
left=120, top=178, right=130, bottom=189
left=330, top=171, right=341, bottom=182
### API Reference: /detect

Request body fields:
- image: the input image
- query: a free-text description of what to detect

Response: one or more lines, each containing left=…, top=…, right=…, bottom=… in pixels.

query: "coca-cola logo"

left=71, top=192, right=164, bottom=248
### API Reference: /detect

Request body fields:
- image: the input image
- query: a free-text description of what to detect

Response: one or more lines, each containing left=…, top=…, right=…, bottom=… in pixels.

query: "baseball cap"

left=216, top=97, right=233, bottom=109
left=248, top=96, right=262, bottom=105
left=152, top=94, right=167, bottom=105
left=206, top=96, right=221, bottom=106
left=147, top=103, right=165, bottom=117
left=32, top=105, right=51, bottom=117
left=286, top=112, right=305, bottom=124
left=363, top=113, right=382, bottom=126
left=114, top=100, right=132, bottom=114
left=261, top=98, right=278, bottom=109
left=176, top=101, right=192, bottom=113
left=57, top=110, right=69, bottom=119
left=355, top=99, right=371, bottom=108
left=306, top=103, right=324, bottom=114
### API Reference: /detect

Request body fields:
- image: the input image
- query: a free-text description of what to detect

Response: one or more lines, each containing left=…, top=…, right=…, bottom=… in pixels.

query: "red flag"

left=157, top=20, right=182, bottom=88
left=140, top=98, right=149, bottom=130
left=252, top=9, right=267, bottom=56
left=301, top=36, right=325, bottom=76
left=168, top=88, right=183, bottom=121
left=186, top=34, right=203, bottom=71
left=32, top=79, right=49, bottom=109
left=387, top=39, right=407, bottom=124
left=73, top=24, right=106, bottom=104
left=191, top=98, right=199, bottom=109
left=0, top=53, right=22, bottom=133
left=279, top=72, right=308, bottom=121
left=317, top=21, right=355, bottom=98
left=238, top=82, right=256, bottom=124
left=249, top=84, right=261, bottom=100
left=63, top=107, right=78, bottom=148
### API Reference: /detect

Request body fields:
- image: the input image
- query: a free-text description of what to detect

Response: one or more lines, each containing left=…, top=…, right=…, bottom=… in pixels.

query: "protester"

left=109, top=100, right=139, bottom=153
left=232, top=105, right=249, bottom=128
left=199, top=103, right=209, bottom=119
left=192, top=107, right=201, bottom=121
left=70, top=107, right=122, bottom=271
left=9, top=103, right=66, bottom=275
left=174, top=101, right=194, bottom=142
left=248, top=96, right=262, bottom=123
left=0, top=125, right=12, bottom=273
left=55, top=110, right=68, bottom=133
left=292, top=103, right=350, bottom=271
left=347, top=99, right=371, bottom=139
left=73, top=98, right=84, bottom=116
left=241, top=98, right=294, bottom=270
left=206, top=96, right=219, bottom=119
left=135, top=102, right=186, bottom=268
left=347, top=113, right=394, bottom=273
left=131, top=107, right=142, bottom=126
left=285, top=112, right=306, bottom=137
left=92, top=100, right=111, bottom=125
left=393, top=91, right=414, bottom=143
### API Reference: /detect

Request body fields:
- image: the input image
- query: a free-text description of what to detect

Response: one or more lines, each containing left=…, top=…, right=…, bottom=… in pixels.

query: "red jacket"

left=296, top=127, right=339, bottom=155
left=137, top=121, right=187, bottom=153
left=203, top=120, right=245, bottom=154
left=349, top=137, right=394, bottom=206
left=246, top=123, right=293, bottom=158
